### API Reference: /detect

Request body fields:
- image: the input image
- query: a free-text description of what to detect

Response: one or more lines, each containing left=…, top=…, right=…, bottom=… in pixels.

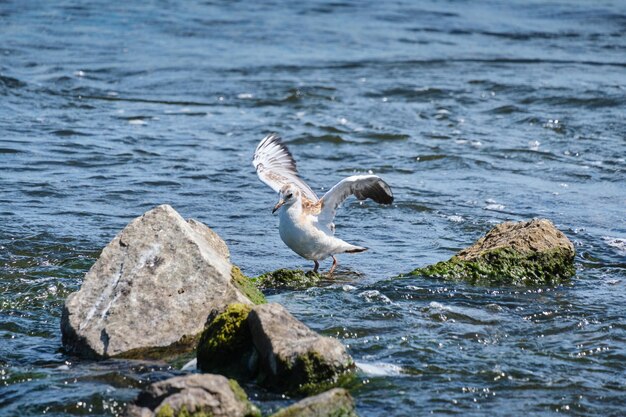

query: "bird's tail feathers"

left=344, top=245, right=368, bottom=254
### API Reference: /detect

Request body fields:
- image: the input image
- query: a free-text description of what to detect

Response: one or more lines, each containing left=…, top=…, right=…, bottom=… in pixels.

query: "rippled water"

left=1, top=1, right=625, bottom=416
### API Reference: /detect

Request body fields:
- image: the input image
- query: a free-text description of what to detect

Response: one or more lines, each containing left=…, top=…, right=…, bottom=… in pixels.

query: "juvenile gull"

left=253, top=133, right=394, bottom=274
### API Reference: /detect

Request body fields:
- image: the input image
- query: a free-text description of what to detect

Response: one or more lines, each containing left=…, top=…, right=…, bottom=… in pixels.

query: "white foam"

left=181, top=358, right=197, bottom=371
left=358, top=290, right=392, bottom=304
left=485, top=203, right=505, bottom=211
left=603, top=237, right=626, bottom=254
left=356, top=361, right=403, bottom=376
left=429, top=301, right=450, bottom=310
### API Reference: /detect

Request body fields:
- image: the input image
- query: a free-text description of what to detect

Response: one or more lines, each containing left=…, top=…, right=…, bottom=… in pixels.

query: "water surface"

left=1, top=1, right=625, bottom=416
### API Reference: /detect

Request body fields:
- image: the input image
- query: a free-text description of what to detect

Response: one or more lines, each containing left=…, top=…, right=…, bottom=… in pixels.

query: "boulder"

left=270, top=388, right=358, bottom=417
left=125, top=373, right=260, bottom=417
left=61, top=204, right=265, bottom=358
left=197, top=303, right=355, bottom=395
left=249, top=303, right=354, bottom=394
left=409, top=219, right=575, bottom=286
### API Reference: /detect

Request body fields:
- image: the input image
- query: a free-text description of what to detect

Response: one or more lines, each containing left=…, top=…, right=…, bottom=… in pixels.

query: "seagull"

left=253, top=133, right=394, bottom=274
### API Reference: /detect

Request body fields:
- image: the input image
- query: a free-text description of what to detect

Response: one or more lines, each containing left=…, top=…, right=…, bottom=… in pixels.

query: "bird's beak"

left=272, top=199, right=285, bottom=214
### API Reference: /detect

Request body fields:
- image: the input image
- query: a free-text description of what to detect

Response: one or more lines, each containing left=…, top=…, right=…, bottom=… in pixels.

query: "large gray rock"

left=270, top=388, right=357, bottom=417
left=125, top=373, right=260, bottom=417
left=61, top=204, right=254, bottom=358
left=248, top=303, right=355, bottom=394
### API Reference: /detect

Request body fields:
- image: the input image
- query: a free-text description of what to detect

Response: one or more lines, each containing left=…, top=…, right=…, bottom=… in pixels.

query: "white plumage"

left=253, top=133, right=394, bottom=274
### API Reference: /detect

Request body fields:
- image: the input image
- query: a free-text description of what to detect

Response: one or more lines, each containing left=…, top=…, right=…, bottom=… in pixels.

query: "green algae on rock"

left=115, top=334, right=200, bottom=362
left=293, top=369, right=357, bottom=398
left=263, top=349, right=355, bottom=396
left=197, top=303, right=255, bottom=378
left=231, top=266, right=266, bottom=304
left=269, top=388, right=358, bottom=417
left=408, top=219, right=575, bottom=286
left=254, top=268, right=323, bottom=290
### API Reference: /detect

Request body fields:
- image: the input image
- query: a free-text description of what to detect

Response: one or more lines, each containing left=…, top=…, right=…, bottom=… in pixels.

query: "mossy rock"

left=292, top=366, right=356, bottom=397
left=155, top=396, right=259, bottom=417
left=407, top=219, right=576, bottom=286
left=411, top=247, right=575, bottom=286
left=261, top=350, right=355, bottom=396
left=197, top=303, right=355, bottom=397
left=255, top=269, right=323, bottom=290
left=296, top=352, right=355, bottom=396
left=196, top=304, right=256, bottom=378
left=231, top=266, right=266, bottom=304
left=269, top=388, right=358, bottom=417
left=248, top=303, right=355, bottom=396
left=131, top=374, right=260, bottom=417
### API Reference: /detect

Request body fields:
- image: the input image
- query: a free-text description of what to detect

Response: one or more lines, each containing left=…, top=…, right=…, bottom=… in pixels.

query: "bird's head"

left=273, top=184, right=300, bottom=214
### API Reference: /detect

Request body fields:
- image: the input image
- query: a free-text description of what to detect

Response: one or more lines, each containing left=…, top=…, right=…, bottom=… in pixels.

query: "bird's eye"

left=287, top=193, right=293, bottom=199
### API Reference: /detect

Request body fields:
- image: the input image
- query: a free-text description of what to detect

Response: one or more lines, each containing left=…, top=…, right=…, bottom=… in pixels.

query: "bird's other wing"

left=318, top=175, right=393, bottom=228
left=252, top=133, right=318, bottom=201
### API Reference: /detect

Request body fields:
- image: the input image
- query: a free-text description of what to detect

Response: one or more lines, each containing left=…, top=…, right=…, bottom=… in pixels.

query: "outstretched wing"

left=252, top=133, right=318, bottom=201
left=318, top=175, right=393, bottom=228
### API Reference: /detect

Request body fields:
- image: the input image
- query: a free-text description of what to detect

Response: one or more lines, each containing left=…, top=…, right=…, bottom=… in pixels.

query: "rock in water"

left=254, top=268, right=324, bottom=291
left=61, top=204, right=264, bottom=358
left=409, top=219, right=575, bottom=286
left=125, top=373, right=260, bottom=417
left=269, top=388, right=358, bottom=417
left=248, top=303, right=355, bottom=394
left=197, top=303, right=355, bottom=395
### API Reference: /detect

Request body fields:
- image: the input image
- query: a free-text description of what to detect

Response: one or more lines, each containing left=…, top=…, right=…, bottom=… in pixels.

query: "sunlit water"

left=1, top=1, right=625, bottom=416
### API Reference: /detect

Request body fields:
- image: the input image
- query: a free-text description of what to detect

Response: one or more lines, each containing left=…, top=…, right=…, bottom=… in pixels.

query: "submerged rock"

left=254, top=268, right=323, bottom=290
left=270, top=388, right=358, bottom=417
left=409, top=219, right=575, bottom=286
left=197, top=303, right=355, bottom=395
left=61, top=204, right=265, bottom=359
left=125, top=373, right=260, bottom=417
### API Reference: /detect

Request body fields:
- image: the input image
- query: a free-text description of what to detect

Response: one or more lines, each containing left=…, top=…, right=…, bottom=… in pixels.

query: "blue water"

left=1, top=1, right=625, bottom=416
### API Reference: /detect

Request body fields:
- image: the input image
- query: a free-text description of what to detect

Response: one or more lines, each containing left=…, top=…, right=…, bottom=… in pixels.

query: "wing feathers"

left=253, top=134, right=393, bottom=224
left=253, top=133, right=318, bottom=201
left=318, top=175, right=393, bottom=228
left=253, top=133, right=296, bottom=172
left=352, top=177, right=394, bottom=204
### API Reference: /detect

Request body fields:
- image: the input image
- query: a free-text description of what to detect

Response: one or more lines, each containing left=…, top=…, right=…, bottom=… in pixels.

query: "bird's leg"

left=313, top=260, right=320, bottom=273
left=328, top=256, right=338, bottom=276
